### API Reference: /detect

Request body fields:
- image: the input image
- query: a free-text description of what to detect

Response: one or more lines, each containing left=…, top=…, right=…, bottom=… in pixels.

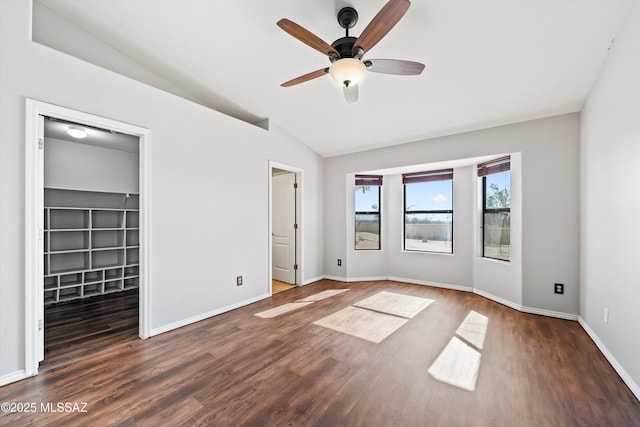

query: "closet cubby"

left=49, top=251, right=90, bottom=274
left=104, top=280, right=123, bottom=293
left=43, top=203, right=139, bottom=304
left=49, top=208, right=89, bottom=229
left=125, top=211, right=139, bottom=228
left=59, top=272, right=83, bottom=287
left=44, top=289, right=57, bottom=304
left=124, top=265, right=138, bottom=277
left=49, top=230, right=89, bottom=252
left=92, top=249, right=124, bottom=269
left=126, top=248, right=139, bottom=265
left=84, top=270, right=103, bottom=283
left=125, top=229, right=139, bottom=247
left=124, top=277, right=139, bottom=289
left=44, top=276, right=58, bottom=289
left=92, top=210, right=124, bottom=229
left=59, top=286, right=82, bottom=300
left=83, top=283, right=102, bottom=297
left=104, top=267, right=123, bottom=280
left=92, top=229, right=124, bottom=249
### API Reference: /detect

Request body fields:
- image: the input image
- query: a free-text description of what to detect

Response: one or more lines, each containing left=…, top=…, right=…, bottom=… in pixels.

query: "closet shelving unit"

left=43, top=206, right=139, bottom=304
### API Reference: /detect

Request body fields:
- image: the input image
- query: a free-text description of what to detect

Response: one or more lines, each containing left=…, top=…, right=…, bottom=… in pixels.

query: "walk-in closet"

left=42, top=117, right=140, bottom=368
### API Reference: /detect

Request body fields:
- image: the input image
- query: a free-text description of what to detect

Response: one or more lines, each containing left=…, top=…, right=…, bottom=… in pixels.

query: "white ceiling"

left=37, top=0, right=631, bottom=157
left=44, top=117, right=139, bottom=153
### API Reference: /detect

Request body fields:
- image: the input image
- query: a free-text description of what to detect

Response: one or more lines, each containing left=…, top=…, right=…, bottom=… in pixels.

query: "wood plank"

left=1, top=280, right=638, bottom=426
left=42, top=289, right=139, bottom=370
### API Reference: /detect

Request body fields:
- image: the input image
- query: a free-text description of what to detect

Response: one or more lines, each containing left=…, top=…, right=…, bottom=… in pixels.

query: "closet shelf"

left=47, top=249, right=89, bottom=255
left=44, top=205, right=139, bottom=304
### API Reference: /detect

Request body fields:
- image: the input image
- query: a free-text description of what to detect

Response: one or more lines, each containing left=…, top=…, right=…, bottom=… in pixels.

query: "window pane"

left=356, top=214, right=380, bottom=250
left=404, top=213, right=452, bottom=253
left=484, top=171, right=511, bottom=209
left=405, top=181, right=452, bottom=212
left=484, top=212, right=510, bottom=261
left=355, top=185, right=379, bottom=212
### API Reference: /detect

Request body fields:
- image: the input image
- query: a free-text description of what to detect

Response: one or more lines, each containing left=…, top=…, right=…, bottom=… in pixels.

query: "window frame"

left=402, top=169, right=454, bottom=254
left=479, top=156, right=511, bottom=261
left=354, top=175, right=382, bottom=251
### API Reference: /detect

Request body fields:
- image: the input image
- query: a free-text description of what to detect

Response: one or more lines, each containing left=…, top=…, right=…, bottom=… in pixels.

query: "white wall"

left=580, top=3, right=640, bottom=395
left=473, top=153, right=522, bottom=306
left=44, top=138, right=139, bottom=193
left=324, top=114, right=579, bottom=315
left=31, top=1, right=201, bottom=108
left=0, top=1, right=323, bottom=381
left=31, top=0, right=260, bottom=126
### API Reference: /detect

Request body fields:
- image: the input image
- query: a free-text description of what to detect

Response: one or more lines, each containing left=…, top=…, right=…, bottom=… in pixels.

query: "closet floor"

left=42, top=289, right=139, bottom=370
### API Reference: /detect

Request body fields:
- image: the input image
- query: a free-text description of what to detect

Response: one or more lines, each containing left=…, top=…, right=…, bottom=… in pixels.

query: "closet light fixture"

left=67, top=126, right=87, bottom=139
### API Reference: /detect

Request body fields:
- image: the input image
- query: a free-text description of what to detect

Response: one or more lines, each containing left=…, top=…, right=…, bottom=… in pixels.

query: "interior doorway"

left=25, top=100, right=150, bottom=376
left=269, top=162, right=302, bottom=295
left=41, top=117, right=140, bottom=369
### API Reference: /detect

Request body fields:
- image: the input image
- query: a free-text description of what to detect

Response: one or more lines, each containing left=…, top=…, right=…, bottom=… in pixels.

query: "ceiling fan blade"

left=277, top=19, right=339, bottom=57
left=365, top=59, right=425, bottom=75
left=343, top=84, right=359, bottom=103
left=353, top=0, right=410, bottom=55
left=281, top=68, right=329, bottom=87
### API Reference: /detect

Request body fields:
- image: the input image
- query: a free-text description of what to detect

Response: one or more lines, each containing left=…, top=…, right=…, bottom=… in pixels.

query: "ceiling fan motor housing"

left=331, top=36, right=358, bottom=59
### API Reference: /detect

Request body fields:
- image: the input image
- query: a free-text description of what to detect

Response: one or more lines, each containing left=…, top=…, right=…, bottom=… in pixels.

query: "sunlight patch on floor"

left=297, top=289, right=349, bottom=302
left=313, top=306, right=408, bottom=343
left=428, top=310, right=489, bottom=391
left=254, top=302, right=314, bottom=318
left=353, top=291, right=433, bottom=319
left=428, top=336, right=481, bottom=391
left=455, top=310, right=489, bottom=350
left=255, top=289, right=348, bottom=318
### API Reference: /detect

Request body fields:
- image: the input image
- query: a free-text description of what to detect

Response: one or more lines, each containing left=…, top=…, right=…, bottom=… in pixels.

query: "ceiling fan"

left=277, top=0, right=425, bottom=103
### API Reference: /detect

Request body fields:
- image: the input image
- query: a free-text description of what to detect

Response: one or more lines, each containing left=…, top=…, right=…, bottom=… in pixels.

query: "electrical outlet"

left=236, top=276, right=243, bottom=286
left=604, top=308, right=609, bottom=323
left=337, top=259, right=342, bottom=266
left=554, top=283, right=564, bottom=294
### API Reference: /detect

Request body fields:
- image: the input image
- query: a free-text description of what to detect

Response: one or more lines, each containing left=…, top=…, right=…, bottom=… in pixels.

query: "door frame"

left=268, top=161, right=303, bottom=295
left=24, top=99, right=152, bottom=376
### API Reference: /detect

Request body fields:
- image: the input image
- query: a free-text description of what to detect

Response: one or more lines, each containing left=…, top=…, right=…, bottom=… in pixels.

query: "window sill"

left=402, top=250, right=454, bottom=257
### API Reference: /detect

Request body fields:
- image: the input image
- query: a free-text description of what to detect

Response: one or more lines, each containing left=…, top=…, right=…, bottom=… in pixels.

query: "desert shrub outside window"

left=355, top=175, right=382, bottom=250
left=478, top=156, right=511, bottom=261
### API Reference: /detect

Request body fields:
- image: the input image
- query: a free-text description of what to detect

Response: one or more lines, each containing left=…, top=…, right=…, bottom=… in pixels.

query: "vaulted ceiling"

left=36, top=0, right=631, bottom=157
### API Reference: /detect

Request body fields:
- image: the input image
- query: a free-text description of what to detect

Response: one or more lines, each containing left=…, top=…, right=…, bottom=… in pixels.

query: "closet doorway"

left=269, top=162, right=302, bottom=294
left=25, top=100, right=151, bottom=376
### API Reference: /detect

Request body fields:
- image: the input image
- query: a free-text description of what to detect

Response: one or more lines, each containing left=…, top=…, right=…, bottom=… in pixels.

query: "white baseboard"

left=0, top=369, right=27, bottom=387
left=323, top=275, right=578, bottom=322
left=473, top=289, right=577, bottom=321
left=473, top=288, right=523, bottom=311
left=323, top=274, right=472, bottom=292
left=578, top=317, right=640, bottom=401
left=388, top=276, right=473, bottom=292
left=150, top=293, right=270, bottom=336
left=302, top=276, right=325, bottom=285
left=342, top=276, right=388, bottom=282
left=521, top=306, right=578, bottom=321
left=323, top=275, right=347, bottom=282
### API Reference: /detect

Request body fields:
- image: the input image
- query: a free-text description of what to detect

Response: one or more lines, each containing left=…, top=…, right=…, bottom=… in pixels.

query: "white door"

left=272, top=172, right=296, bottom=284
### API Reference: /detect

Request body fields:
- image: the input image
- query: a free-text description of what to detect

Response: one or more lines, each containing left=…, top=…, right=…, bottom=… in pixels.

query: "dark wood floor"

left=1, top=280, right=639, bottom=426
left=42, top=289, right=139, bottom=370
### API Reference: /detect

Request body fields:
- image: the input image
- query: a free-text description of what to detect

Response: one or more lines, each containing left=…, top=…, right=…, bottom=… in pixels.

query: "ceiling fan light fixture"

left=329, top=58, right=366, bottom=87
left=67, top=126, right=87, bottom=139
